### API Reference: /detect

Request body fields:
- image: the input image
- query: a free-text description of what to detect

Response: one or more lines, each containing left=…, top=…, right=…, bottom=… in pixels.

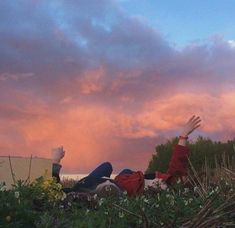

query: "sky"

left=0, top=0, right=235, bottom=173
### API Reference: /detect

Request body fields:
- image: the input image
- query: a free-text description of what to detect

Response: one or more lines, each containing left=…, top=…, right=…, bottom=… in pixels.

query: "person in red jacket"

left=52, top=115, right=201, bottom=197
left=114, top=115, right=201, bottom=196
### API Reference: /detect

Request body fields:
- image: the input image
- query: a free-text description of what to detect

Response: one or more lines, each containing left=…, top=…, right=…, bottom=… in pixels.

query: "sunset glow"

left=1, top=0, right=235, bottom=173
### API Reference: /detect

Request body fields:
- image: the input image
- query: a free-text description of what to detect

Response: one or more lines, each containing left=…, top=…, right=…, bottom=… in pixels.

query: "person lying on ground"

left=52, top=115, right=201, bottom=197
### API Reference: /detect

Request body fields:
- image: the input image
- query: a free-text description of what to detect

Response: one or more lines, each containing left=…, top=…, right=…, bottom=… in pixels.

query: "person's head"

left=95, top=180, right=122, bottom=197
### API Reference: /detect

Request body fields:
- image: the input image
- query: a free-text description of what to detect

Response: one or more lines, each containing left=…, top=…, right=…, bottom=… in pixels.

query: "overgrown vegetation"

left=147, top=136, right=235, bottom=174
left=0, top=137, right=235, bottom=227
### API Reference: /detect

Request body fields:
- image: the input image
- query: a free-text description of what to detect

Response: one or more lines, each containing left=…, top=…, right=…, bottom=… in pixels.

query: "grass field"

left=0, top=155, right=235, bottom=227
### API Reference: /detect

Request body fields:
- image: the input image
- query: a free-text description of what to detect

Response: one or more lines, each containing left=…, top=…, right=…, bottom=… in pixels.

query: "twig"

left=111, top=203, right=142, bottom=219
left=197, top=209, right=235, bottom=228
left=183, top=194, right=218, bottom=228
left=211, top=193, right=235, bottom=215
left=8, top=155, right=16, bottom=185
left=204, top=157, right=208, bottom=191
left=222, top=167, right=235, bottom=180
left=188, top=158, right=207, bottom=197
left=108, top=217, right=112, bottom=228
left=25, top=155, right=33, bottom=184
left=139, top=206, right=149, bottom=228
left=187, top=172, right=205, bottom=200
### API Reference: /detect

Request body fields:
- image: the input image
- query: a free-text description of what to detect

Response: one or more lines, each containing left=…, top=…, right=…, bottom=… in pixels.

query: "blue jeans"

left=88, top=162, right=113, bottom=178
left=63, top=162, right=113, bottom=193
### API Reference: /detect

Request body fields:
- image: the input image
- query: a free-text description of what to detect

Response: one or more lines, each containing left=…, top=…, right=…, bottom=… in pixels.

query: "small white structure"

left=0, top=156, right=52, bottom=189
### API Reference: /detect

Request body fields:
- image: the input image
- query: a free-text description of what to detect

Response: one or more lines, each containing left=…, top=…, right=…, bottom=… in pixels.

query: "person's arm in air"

left=52, top=146, right=65, bottom=183
left=167, top=115, right=201, bottom=181
left=157, top=115, right=201, bottom=183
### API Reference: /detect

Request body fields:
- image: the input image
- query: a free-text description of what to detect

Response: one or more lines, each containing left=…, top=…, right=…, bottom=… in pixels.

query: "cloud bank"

left=0, top=0, right=235, bottom=172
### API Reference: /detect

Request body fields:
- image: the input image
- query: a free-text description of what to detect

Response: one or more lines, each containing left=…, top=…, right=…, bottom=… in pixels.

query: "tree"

left=146, top=136, right=235, bottom=174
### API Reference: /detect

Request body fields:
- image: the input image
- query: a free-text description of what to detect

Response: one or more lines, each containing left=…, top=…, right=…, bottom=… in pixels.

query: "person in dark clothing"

left=52, top=115, right=201, bottom=196
left=52, top=148, right=121, bottom=195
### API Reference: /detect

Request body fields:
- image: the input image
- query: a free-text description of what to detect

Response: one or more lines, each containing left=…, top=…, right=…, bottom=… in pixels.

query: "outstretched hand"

left=52, top=146, right=65, bottom=164
left=181, top=115, right=201, bottom=137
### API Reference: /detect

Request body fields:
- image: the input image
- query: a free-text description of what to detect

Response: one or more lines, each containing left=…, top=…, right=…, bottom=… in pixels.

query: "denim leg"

left=64, top=162, right=113, bottom=193
left=118, top=168, right=134, bottom=176
left=70, top=176, right=106, bottom=192
left=88, top=162, right=113, bottom=178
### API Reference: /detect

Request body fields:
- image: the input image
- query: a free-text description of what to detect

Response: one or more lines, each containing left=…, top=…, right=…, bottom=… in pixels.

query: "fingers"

left=190, top=116, right=201, bottom=125
left=193, top=119, right=201, bottom=126
left=191, top=117, right=201, bottom=131
left=193, top=124, right=201, bottom=130
left=188, top=115, right=195, bottom=122
left=187, top=124, right=201, bottom=135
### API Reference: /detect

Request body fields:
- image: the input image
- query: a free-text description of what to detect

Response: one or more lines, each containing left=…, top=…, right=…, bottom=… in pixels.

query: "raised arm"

left=156, top=116, right=201, bottom=183
left=51, top=146, right=65, bottom=182
left=167, top=115, right=201, bottom=178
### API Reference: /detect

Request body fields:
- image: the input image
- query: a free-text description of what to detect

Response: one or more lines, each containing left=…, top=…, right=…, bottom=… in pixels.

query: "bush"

left=146, top=136, right=235, bottom=174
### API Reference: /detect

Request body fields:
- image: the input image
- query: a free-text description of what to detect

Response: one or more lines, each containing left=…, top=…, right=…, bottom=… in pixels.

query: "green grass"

left=0, top=165, right=234, bottom=228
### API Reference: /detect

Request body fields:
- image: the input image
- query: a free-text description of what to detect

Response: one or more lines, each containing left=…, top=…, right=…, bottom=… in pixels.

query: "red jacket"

left=114, top=144, right=189, bottom=196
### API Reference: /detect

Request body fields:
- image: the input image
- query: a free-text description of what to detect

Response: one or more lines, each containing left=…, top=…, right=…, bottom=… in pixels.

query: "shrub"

left=146, top=136, right=235, bottom=174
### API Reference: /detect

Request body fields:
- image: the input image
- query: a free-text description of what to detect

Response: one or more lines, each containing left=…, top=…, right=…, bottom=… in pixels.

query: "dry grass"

left=61, top=177, right=77, bottom=188
left=183, top=154, right=235, bottom=227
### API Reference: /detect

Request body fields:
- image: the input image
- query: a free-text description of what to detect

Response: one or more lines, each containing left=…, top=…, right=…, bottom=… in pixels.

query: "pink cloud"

left=1, top=0, right=235, bottom=173
left=1, top=91, right=235, bottom=173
